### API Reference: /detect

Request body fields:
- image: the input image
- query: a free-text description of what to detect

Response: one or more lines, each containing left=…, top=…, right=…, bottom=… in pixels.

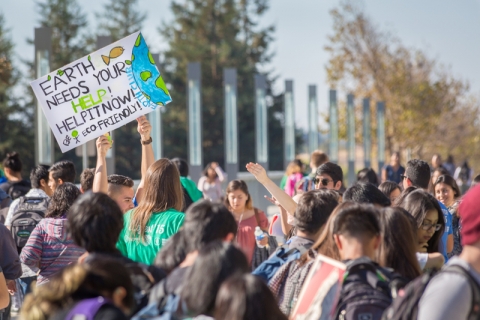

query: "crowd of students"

left=0, top=115, right=479, bottom=319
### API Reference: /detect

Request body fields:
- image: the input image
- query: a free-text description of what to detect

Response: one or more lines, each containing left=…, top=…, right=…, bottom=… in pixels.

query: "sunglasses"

left=314, top=178, right=334, bottom=187
left=421, top=222, right=442, bottom=231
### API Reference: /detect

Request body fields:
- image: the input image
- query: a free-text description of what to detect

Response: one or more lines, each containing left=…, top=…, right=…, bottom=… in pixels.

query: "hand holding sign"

left=136, top=115, right=151, bottom=141
left=96, top=135, right=112, bottom=158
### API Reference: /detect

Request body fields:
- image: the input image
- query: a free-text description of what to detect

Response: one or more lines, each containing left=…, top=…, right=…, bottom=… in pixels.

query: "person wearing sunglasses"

left=314, top=162, right=344, bottom=191
left=402, top=159, right=454, bottom=262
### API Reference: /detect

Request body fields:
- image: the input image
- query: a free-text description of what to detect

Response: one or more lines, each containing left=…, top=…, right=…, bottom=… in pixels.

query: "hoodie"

left=20, top=218, right=85, bottom=285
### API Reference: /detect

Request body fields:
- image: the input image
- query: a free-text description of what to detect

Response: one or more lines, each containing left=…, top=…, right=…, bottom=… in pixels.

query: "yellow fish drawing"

left=102, top=46, right=125, bottom=65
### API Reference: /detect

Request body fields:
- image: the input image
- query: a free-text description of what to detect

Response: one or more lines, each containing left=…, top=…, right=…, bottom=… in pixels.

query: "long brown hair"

left=129, top=159, right=183, bottom=240
left=377, top=207, right=422, bottom=280
left=225, top=180, right=253, bottom=210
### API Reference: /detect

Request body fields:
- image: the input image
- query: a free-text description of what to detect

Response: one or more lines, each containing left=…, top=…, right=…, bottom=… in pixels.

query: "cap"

left=460, top=184, right=480, bottom=246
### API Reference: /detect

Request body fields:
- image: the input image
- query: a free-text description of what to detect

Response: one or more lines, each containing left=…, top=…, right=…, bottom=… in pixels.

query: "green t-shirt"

left=117, top=208, right=185, bottom=265
left=180, top=177, right=203, bottom=202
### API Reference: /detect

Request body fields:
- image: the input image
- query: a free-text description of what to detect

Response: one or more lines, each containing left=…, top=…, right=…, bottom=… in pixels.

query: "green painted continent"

left=140, top=71, right=152, bottom=81
left=155, top=75, right=170, bottom=96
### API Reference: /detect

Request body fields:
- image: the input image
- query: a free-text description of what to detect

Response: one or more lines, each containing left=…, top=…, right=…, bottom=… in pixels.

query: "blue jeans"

left=18, top=276, right=36, bottom=296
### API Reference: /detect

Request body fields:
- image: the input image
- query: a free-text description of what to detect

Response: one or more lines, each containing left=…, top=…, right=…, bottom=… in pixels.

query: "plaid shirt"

left=269, top=249, right=317, bottom=316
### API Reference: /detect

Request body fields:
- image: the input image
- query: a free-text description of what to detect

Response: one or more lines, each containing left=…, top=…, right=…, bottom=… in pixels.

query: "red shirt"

left=236, top=210, right=268, bottom=264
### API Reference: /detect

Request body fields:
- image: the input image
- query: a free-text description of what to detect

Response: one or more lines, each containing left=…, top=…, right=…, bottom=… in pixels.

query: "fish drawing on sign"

left=102, top=46, right=125, bottom=65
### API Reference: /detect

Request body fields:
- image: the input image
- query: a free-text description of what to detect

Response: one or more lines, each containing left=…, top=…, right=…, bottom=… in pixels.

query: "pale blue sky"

left=3, top=0, right=480, bottom=130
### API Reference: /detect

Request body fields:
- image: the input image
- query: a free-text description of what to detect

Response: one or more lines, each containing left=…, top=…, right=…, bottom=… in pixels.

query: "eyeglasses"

left=421, top=222, right=442, bottom=231
left=314, top=178, right=334, bottom=187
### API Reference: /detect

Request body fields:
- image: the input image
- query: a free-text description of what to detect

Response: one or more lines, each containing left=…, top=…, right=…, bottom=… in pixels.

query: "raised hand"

left=265, top=195, right=282, bottom=208
left=137, top=115, right=152, bottom=141
left=246, top=162, right=269, bottom=184
left=96, top=135, right=111, bottom=158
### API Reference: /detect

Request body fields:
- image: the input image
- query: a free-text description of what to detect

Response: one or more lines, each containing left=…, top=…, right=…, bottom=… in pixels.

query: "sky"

left=3, top=0, right=480, bottom=131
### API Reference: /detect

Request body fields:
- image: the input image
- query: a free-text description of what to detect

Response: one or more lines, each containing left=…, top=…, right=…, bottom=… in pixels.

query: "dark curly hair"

left=46, top=183, right=81, bottom=218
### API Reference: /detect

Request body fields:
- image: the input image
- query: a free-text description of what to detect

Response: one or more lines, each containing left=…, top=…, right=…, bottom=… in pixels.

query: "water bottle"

left=254, top=226, right=266, bottom=248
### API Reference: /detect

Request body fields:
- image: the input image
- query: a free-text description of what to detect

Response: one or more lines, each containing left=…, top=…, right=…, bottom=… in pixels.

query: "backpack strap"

left=444, top=265, right=480, bottom=320
left=65, top=297, right=111, bottom=320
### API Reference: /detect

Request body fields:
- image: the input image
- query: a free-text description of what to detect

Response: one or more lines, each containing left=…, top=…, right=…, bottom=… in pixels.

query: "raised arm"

left=134, top=116, right=154, bottom=205
left=92, top=136, right=111, bottom=194
left=246, top=162, right=297, bottom=215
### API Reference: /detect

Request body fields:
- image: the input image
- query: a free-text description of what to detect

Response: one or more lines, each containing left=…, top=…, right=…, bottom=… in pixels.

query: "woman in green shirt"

left=117, top=159, right=185, bottom=264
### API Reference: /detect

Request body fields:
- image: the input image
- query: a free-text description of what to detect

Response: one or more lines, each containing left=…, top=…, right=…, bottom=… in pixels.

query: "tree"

left=160, top=0, right=289, bottom=170
left=27, top=0, right=94, bottom=174
left=0, top=12, right=35, bottom=176
left=95, top=0, right=147, bottom=178
left=324, top=2, right=480, bottom=170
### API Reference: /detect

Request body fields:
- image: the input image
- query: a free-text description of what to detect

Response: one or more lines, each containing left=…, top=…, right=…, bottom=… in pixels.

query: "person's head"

left=45, top=182, right=81, bottom=218
left=307, top=202, right=358, bottom=262
left=171, top=157, right=189, bottom=177
left=214, top=274, right=288, bottom=320
left=294, top=189, right=339, bottom=238
left=403, top=159, right=431, bottom=190
left=285, top=160, right=303, bottom=176
left=181, top=241, right=249, bottom=317
left=431, top=167, right=449, bottom=188
left=79, top=168, right=95, bottom=193
left=343, top=182, right=391, bottom=207
left=315, top=162, right=343, bottom=190
left=472, top=174, right=480, bottom=188
left=357, top=168, right=379, bottom=187
left=48, top=160, right=76, bottom=193
left=376, top=207, right=421, bottom=280
left=378, top=181, right=401, bottom=203
left=310, top=150, right=329, bottom=171
left=203, top=162, right=219, bottom=179
left=459, top=185, right=480, bottom=247
left=431, top=154, right=442, bottom=168
left=434, top=174, right=461, bottom=207
left=154, top=230, right=187, bottom=274
left=129, top=159, right=183, bottom=240
left=225, top=180, right=252, bottom=212
left=68, top=192, right=123, bottom=254
left=390, top=152, right=400, bottom=166
left=182, top=201, right=237, bottom=253
left=107, top=174, right=135, bottom=213
left=2, top=152, right=22, bottom=179
left=21, top=258, right=135, bottom=319
left=332, top=203, right=381, bottom=261
left=446, top=155, right=454, bottom=164
left=395, top=188, right=444, bottom=253
left=30, top=164, right=53, bottom=197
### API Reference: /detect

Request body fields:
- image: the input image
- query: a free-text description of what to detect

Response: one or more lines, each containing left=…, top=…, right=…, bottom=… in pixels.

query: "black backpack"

left=6, top=180, right=31, bottom=200
left=382, top=264, right=480, bottom=320
left=10, top=196, right=48, bottom=252
left=335, top=257, right=407, bottom=320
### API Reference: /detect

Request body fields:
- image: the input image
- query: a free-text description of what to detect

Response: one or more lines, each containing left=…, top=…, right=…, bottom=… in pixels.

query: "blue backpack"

left=252, top=244, right=310, bottom=283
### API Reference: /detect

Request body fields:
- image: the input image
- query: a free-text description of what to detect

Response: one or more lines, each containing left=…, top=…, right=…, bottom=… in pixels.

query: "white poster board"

left=30, top=31, right=171, bottom=153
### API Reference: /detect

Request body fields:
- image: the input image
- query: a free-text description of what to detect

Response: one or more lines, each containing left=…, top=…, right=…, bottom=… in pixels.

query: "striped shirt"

left=20, top=218, right=85, bottom=285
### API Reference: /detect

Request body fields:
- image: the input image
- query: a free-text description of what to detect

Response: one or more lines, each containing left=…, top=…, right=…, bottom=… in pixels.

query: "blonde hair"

left=129, top=159, right=183, bottom=241
left=20, top=264, right=87, bottom=320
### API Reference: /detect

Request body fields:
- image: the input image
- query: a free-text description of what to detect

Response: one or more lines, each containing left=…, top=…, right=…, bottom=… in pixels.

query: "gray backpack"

left=10, top=197, right=48, bottom=252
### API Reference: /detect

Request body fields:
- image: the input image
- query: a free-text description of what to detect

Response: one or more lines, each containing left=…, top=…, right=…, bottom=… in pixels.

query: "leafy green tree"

left=95, top=0, right=147, bottom=178
left=25, top=0, right=94, bottom=174
left=0, top=12, right=35, bottom=176
left=160, top=0, right=290, bottom=170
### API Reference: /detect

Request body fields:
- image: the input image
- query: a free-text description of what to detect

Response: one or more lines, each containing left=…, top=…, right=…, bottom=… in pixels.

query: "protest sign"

left=291, top=254, right=346, bottom=320
left=31, top=31, right=171, bottom=153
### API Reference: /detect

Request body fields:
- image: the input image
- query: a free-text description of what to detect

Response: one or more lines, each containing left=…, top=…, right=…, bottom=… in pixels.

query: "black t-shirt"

left=50, top=303, right=128, bottom=320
